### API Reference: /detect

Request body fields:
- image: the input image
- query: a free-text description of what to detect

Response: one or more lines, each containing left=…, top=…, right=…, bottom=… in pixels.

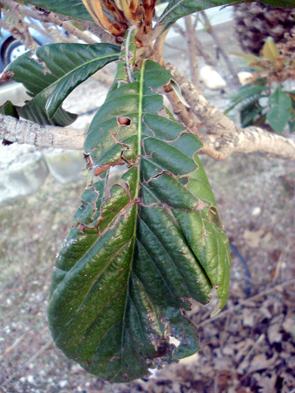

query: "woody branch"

left=164, top=61, right=295, bottom=160
left=1, top=112, right=295, bottom=160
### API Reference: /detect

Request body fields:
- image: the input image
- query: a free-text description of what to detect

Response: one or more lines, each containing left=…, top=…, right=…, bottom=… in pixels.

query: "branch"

left=2, top=112, right=295, bottom=161
left=0, top=9, right=39, bottom=52
left=203, top=126, right=295, bottom=160
left=0, top=115, right=84, bottom=150
left=184, top=15, right=200, bottom=89
left=40, top=12, right=96, bottom=44
left=200, top=11, right=239, bottom=85
left=76, top=20, right=117, bottom=44
left=164, top=61, right=295, bottom=160
left=172, top=22, right=214, bottom=66
left=2, top=60, right=295, bottom=160
left=165, top=61, right=237, bottom=135
left=0, top=0, right=97, bottom=45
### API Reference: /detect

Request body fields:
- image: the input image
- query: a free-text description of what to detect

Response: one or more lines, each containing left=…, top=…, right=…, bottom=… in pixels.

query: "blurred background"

left=1, top=2, right=295, bottom=392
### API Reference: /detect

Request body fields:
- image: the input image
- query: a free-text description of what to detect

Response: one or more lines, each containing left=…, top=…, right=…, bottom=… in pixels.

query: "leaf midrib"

left=119, top=59, right=146, bottom=372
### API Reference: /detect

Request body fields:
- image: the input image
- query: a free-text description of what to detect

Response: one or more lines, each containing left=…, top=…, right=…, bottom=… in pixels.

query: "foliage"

left=2, top=0, right=294, bottom=384
left=227, top=38, right=295, bottom=133
left=22, top=0, right=92, bottom=21
left=48, top=55, right=230, bottom=382
left=6, top=43, right=120, bottom=125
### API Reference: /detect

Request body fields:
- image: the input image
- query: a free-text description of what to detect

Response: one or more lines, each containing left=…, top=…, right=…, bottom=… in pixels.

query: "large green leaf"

left=158, top=0, right=295, bottom=26
left=48, top=59, right=230, bottom=382
left=6, top=43, right=120, bottom=126
left=267, top=88, right=292, bottom=134
left=24, top=0, right=92, bottom=21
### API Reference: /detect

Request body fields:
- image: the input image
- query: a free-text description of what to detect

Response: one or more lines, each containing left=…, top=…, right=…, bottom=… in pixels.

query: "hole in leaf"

left=117, top=116, right=131, bottom=126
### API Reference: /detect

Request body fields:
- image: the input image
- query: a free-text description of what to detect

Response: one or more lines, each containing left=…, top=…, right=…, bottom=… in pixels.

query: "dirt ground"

left=1, top=21, right=295, bottom=393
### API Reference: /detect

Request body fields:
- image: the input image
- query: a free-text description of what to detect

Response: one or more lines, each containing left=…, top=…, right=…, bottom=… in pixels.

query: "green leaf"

left=48, top=59, right=231, bottom=382
left=41, top=43, right=120, bottom=119
left=231, top=51, right=261, bottom=64
left=157, top=0, right=295, bottom=26
left=288, top=117, right=295, bottom=133
left=24, top=0, right=92, bottom=21
left=6, top=43, right=120, bottom=126
left=267, top=88, right=292, bottom=133
left=288, top=95, right=295, bottom=133
left=157, top=0, right=238, bottom=26
left=240, top=100, right=264, bottom=127
left=0, top=101, right=19, bottom=118
left=224, top=82, right=268, bottom=115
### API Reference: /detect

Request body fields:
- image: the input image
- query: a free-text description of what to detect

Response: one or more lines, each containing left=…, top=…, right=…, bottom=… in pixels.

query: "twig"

left=0, top=339, right=53, bottom=388
left=184, top=15, right=201, bottom=89
left=163, top=84, right=202, bottom=138
left=200, top=11, right=239, bottom=85
left=272, top=247, right=289, bottom=284
left=199, top=279, right=295, bottom=327
left=193, top=13, right=199, bottom=30
left=0, top=332, right=29, bottom=361
left=0, top=0, right=97, bottom=45
left=164, top=42, right=187, bottom=53
left=0, top=12, right=39, bottom=53
left=153, top=27, right=170, bottom=66
left=172, top=22, right=214, bottom=66
left=78, top=20, right=117, bottom=44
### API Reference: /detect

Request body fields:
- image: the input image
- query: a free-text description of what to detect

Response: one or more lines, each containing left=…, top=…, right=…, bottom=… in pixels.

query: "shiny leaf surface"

left=24, top=0, right=92, bottom=21
left=6, top=43, right=120, bottom=126
left=48, top=59, right=230, bottom=382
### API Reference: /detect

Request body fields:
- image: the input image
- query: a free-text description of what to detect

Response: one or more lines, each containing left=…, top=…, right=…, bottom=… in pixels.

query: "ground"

left=1, top=20, right=295, bottom=393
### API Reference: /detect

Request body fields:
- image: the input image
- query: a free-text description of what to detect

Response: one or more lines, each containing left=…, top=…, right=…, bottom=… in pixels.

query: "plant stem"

left=200, top=11, right=239, bottom=85
left=185, top=15, right=201, bottom=90
left=173, top=22, right=214, bottom=66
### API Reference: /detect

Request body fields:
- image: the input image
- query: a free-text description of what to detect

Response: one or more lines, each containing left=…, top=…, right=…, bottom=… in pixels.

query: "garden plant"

left=0, top=0, right=295, bottom=384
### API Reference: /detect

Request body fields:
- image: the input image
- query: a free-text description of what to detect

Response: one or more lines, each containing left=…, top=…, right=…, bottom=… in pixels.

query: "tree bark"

left=164, top=61, right=295, bottom=160
left=202, top=127, right=295, bottom=160
left=0, top=115, right=84, bottom=150
left=164, top=61, right=237, bottom=136
left=1, top=114, right=295, bottom=160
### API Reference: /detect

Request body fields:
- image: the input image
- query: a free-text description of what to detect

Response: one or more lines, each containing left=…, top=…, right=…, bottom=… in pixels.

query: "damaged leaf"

left=5, top=43, right=120, bottom=126
left=48, top=59, right=230, bottom=382
left=23, top=0, right=92, bottom=21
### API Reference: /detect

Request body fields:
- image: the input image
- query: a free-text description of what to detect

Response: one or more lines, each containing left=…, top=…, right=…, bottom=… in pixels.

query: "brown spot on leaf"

left=93, top=158, right=125, bottom=176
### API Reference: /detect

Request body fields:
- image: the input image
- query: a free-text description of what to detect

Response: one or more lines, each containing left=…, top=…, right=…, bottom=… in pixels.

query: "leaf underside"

left=158, top=0, right=295, bottom=26
left=6, top=43, right=120, bottom=126
left=48, top=60, right=230, bottom=382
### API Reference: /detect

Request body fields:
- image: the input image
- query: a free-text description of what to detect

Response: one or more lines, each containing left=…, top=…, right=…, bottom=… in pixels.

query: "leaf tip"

left=210, top=297, right=222, bottom=318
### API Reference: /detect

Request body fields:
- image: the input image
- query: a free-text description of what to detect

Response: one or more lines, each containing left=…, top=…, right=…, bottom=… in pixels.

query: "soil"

left=1, top=21, right=295, bottom=393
